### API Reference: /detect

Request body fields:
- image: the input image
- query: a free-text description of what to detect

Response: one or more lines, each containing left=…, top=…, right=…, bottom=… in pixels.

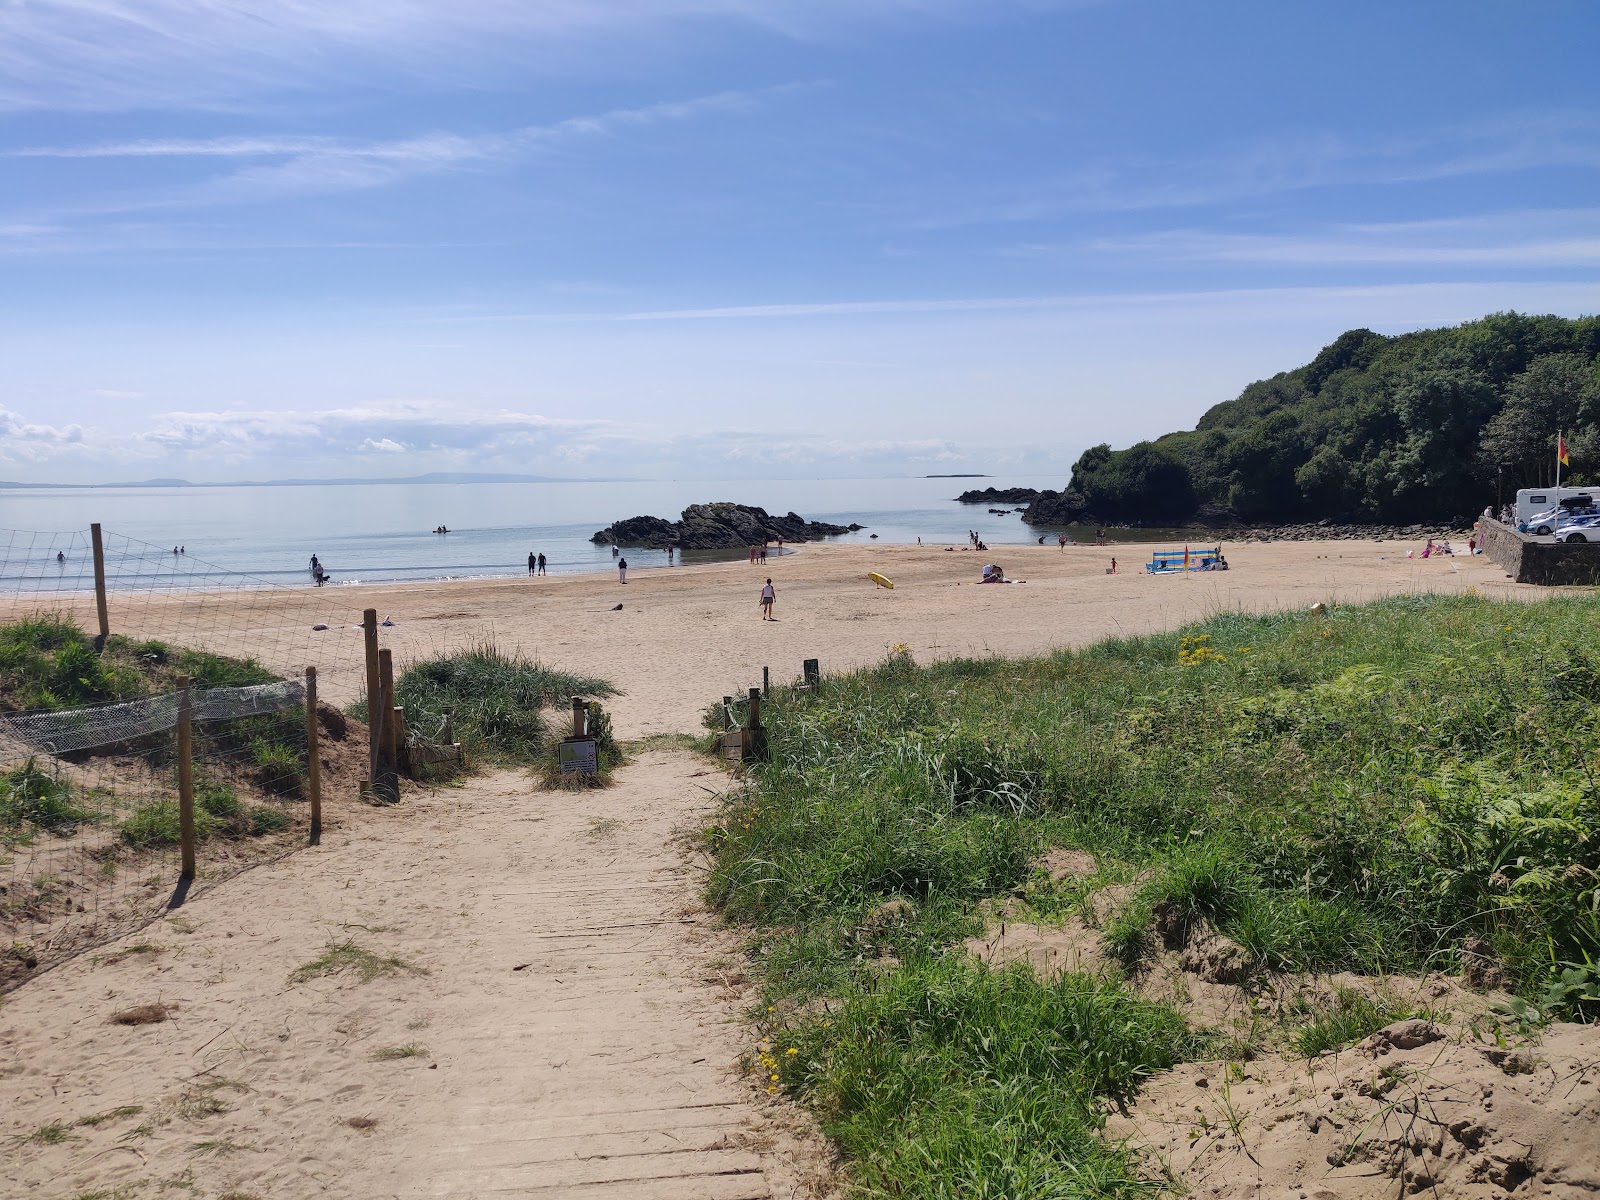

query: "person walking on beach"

left=537, top=552, right=546, bottom=575
left=528, top=551, right=536, bottom=575
left=618, top=556, right=628, bottom=584
left=760, top=578, right=777, bottom=620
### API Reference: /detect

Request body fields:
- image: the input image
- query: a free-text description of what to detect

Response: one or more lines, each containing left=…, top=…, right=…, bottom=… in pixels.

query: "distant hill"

left=1056, top=311, right=1600, bottom=524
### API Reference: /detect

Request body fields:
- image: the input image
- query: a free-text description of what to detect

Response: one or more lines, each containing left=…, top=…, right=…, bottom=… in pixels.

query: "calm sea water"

left=1, top=476, right=1075, bottom=589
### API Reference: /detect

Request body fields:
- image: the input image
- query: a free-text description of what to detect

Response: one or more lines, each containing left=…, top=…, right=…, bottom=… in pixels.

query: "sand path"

left=1, top=750, right=821, bottom=1199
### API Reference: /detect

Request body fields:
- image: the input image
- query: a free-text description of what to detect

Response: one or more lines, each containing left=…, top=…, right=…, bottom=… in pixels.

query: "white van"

left=1514, top=487, right=1600, bottom=529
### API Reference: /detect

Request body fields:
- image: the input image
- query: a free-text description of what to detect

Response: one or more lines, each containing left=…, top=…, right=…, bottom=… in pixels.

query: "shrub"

left=368, top=642, right=616, bottom=765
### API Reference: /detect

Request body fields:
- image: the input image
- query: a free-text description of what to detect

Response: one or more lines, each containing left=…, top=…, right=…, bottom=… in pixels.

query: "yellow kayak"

left=868, top=572, right=894, bottom=589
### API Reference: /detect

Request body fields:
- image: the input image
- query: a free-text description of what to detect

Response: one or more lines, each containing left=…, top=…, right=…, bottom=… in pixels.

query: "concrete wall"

left=1480, top=517, right=1600, bottom=586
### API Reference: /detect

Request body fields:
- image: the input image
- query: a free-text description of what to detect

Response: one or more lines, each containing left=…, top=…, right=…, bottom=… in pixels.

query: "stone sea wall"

left=1481, top=517, right=1600, bottom=586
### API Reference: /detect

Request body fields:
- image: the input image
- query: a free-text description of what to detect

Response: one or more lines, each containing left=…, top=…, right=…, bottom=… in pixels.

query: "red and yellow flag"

left=1559, top=435, right=1570, bottom=466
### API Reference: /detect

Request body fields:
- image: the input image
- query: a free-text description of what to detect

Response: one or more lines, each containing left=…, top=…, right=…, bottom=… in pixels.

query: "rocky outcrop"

left=1019, top=489, right=1086, bottom=525
left=592, top=502, right=863, bottom=550
left=956, top=486, right=1041, bottom=505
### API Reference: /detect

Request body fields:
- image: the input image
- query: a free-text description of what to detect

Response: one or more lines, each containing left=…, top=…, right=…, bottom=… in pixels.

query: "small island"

left=592, top=502, right=864, bottom=549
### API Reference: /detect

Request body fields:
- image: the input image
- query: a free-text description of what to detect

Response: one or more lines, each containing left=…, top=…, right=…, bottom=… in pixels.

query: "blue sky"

left=2, top=0, right=1598, bottom=484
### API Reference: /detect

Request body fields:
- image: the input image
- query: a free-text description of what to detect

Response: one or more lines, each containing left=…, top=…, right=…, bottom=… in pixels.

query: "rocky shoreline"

left=958, top=488, right=1472, bottom=542
left=592, top=502, right=864, bottom=550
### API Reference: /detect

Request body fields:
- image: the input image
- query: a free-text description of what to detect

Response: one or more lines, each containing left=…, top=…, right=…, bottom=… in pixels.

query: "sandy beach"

left=0, top=539, right=1531, bottom=741
left=0, top=539, right=1569, bottom=1200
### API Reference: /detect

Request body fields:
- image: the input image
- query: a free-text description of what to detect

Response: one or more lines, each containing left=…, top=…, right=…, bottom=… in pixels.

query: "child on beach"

left=760, top=578, right=776, bottom=620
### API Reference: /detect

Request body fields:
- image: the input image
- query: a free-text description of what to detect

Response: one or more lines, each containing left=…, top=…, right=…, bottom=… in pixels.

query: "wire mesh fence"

left=0, top=525, right=375, bottom=991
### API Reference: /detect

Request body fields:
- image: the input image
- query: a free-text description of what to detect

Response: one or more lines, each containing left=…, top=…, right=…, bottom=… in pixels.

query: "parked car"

left=1522, top=504, right=1599, bottom=536
left=1556, top=514, right=1600, bottom=543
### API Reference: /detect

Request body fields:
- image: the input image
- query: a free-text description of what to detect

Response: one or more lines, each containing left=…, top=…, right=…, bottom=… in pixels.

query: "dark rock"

left=592, top=502, right=863, bottom=550
left=1020, top=489, right=1087, bottom=526
left=957, top=486, right=1040, bottom=504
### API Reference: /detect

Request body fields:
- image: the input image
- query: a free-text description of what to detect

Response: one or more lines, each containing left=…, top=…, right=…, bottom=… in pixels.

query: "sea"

left=1, top=476, right=1083, bottom=590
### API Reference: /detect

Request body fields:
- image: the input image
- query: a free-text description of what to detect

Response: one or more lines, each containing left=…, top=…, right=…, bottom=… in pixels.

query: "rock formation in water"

left=592, top=502, right=864, bottom=549
left=956, top=486, right=1042, bottom=505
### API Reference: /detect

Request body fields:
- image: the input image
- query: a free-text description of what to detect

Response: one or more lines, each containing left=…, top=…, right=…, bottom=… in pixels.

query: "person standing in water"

left=760, top=578, right=777, bottom=620
left=537, top=552, right=547, bottom=575
left=618, top=556, right=628, bottom=584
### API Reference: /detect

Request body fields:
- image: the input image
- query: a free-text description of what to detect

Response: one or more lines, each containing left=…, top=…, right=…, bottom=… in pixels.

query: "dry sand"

left=0, top=540, right=1581, bottom=1199
left=0, top=539, right=1532, bottom=737
left=1, top=750, right=829, bottom=1199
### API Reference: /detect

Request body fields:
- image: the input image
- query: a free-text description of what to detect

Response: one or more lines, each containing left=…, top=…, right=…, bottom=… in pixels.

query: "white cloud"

left=360, top=437, right=407, bottom=453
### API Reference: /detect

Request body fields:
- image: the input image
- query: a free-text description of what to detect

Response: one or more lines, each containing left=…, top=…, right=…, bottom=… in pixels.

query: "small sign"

left=558, top=738, right=599, bottom=775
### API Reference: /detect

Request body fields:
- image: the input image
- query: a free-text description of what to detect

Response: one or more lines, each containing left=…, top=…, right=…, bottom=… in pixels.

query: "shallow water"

left=0, top=475, right=1105, bottom=588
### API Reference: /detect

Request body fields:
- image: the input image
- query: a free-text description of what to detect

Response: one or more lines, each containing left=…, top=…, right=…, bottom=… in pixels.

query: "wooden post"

left=803, top=658, right=820, bottom=687
left=722, top=695, right=734, bottom=732
left=304, top=666, right=322, bottom=844
left=571, top=696, right=588, bottom=739
left=378, top=648, right=399, bottom=802
left=176, top=675, right=196, bottom=879
left=442, top=707, right=455, bottom=745
left=90, top=522, right=110, bottom=651
left=362, top=609, right=381, bottom=797
left=762, top=665, right=770, bottom=698
left=747, top=686, right=762, bottom=731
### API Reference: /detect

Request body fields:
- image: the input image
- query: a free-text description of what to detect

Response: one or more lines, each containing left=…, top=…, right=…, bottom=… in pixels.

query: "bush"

left=250, top=739, right=304, bottom=797
left=368, top=642, right=616, bottom=765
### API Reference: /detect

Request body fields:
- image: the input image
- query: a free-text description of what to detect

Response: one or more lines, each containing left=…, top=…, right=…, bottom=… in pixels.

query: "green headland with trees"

left=1055, top=312, right=1600, bottom=526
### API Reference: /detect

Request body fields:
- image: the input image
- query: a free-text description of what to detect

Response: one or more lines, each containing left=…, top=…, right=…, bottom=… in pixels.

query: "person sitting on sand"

left=1421, top=538, right=1434, bottom=559
left=760, top=578, right=777, bottom=620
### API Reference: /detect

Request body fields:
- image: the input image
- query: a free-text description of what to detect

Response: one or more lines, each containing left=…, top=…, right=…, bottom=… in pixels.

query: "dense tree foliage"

left=1068, top=312, right=1600, bottom=523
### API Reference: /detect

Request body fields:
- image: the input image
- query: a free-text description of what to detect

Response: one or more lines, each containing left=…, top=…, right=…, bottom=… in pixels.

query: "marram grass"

left=708, top=592, right=1600, bottom=1197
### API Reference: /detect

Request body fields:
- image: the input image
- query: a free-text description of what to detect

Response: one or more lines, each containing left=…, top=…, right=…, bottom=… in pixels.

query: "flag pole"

left=1557, top=429, right=1563, bottom=493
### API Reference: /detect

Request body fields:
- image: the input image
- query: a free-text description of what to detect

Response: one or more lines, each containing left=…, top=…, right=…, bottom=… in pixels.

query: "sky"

left=2, top=0, right=1599, bottom=485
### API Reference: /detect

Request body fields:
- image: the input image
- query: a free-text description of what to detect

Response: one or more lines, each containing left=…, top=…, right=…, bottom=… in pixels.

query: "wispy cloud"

left=1, top=88, right=779, bottom=234
left=1092, top=209, right=1600, bottom=268
left=0, top=1, right=1075, bottom=112
left=909, top=111, right=1600, bottom=229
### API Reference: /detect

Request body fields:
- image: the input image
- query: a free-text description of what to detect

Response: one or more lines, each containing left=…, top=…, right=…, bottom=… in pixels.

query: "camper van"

left=1514, top=487, right=1600, bottom=531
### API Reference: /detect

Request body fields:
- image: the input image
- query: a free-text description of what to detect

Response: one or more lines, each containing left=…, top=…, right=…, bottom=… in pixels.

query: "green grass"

left=21, top=1120, right=76, bottom=1145
left=707, top=595, right=1600, bottom=1196
left=1, top=759, right=97, bottom=837
left=371, top=1042, right=429, bottom=1060
left=1291, top=989, right=1414, bottom=1059
left=357, top=641, right=616, bottom=765
left=0, top=616, right=277, bottom=715
left=119, top=774, right=292, bottom=848
left=290, top=939, right=426, bottom=985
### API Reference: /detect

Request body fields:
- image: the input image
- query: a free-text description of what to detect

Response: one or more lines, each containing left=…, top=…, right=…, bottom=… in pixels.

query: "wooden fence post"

left=747, top=686, right=762, bottom=731
left=803, top=658, right=820, bottom=687
left=305, top=666, right=322, bottom=844
left=362, top=609, right=381, bottom=797
left=762, top=665, right=770, bottom=697
left=378, top=648, right=399, bottom=802
left=90, top=523, right=110, bottom=652
left=571, top=696, right=588, bottom=739
left=722, top=696, right=734, bottom=732
left=176, top=675, right=196, bottom=879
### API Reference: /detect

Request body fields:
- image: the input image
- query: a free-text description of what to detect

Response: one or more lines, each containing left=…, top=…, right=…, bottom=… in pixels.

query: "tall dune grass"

left=708, top=592, right=1600, bottom=1196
